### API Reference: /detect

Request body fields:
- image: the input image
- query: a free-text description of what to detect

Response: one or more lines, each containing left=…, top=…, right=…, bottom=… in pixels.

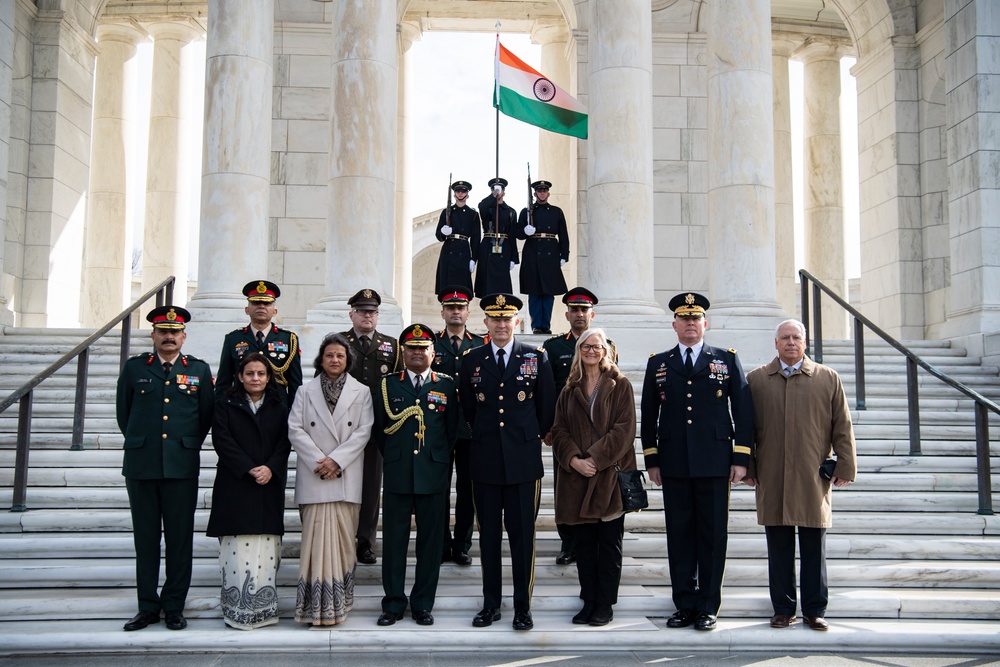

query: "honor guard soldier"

left=542, top=286, right=618, bottom=566
left=435, top=180, right=480, bottom=295
left=475, top=178, right=519, bottom=297
left=640, top=292, right=753, bottom=632
left=517, top=180, right=569, bottom=334
left=116, top=306, right=214, bottom=632
left=216, top=280, right=302, bottom=404
left=431, top=285, right=485, bottom=565
left=373, top=324, right=459, bottom=627
left=459, top=293, right=556, bottom=631
left=340, top=288, right=403, bottom=565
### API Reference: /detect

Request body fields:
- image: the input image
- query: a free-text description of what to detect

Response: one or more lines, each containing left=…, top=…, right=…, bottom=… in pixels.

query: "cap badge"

left=166, top=309, right=177, bottom=321
left=413, top=325, right=424, bottom=338
left=685, top=293, right=695, bottom=305
left=256, top=281, right=267, bottom=294
left=496, top=295, right=506, bottom=307
left=363, top=289, right=373, bottom=299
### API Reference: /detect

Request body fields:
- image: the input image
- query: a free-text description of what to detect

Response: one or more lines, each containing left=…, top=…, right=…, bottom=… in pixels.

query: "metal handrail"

left=3, top=276, right=175, bottom=512
left=799, top=269, right=998, bottom=515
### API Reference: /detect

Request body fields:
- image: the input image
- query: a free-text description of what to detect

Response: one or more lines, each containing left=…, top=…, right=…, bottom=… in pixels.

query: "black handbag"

left=819, top=458, right=837, bottom=480
left=614, top=462, right=649, bottom=513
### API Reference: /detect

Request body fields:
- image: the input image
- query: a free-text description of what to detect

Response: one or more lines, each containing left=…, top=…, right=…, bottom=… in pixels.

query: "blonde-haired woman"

left=549, top=328, right=637, bottom=626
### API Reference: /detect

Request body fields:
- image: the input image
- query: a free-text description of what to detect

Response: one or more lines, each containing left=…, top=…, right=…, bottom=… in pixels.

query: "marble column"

left=189, top=0, right=273, bottom=328
left=798, top=38, right=850, bottom=338
left=0, top=0, right=14, bottom=326
left=705, top=0, right=784, bottom=354
left=943, top=0, right=1000, bottom=363
left=141, top=20, right=201, bottom=313
left=306, top=0, right=399, bottom=331
left=772, top=34, right=798, bottom=318
left=586, top=0, right=661, bottom=317
left=83, top=22, right=144, bottom=327
left=395, top=21, right=420, bottom=325
left=533, top=19, right=576, bottom=320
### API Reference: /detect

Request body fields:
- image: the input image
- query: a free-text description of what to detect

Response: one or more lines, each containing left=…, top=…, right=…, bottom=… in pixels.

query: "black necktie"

left=452, top=334, right=461, bottom=354
left=361, top=336, right=370, bottom=354
left=163, top=362, right=172, bottom=376
left=496, top=349, right=506, bottom=374
left=256, top=330, right=265, bottom=346
left=414, top=374, right=422, bottom=392
left=685, top=347, right=693, bottom=373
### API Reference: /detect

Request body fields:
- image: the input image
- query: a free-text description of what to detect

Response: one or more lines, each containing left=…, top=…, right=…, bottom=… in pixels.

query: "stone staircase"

left=1, top=327, right=999, bottom=656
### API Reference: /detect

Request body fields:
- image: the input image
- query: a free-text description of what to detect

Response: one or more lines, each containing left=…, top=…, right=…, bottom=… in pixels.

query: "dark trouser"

left=567, top=515, right=625, bottom=605
left=552, top=458, right=575, bottom=554
left=765, top=525, right=828, bottom=617
left=443, top=438, right=475, bottom=554
left=662, top=476, right=730, bottom=615
left=381, top=490, right=447, bottom=614
left=356, top=437, right=382, bottom=548
left=125, top=476, right=199, bottom=614
left=527, top=293, right=554, bottom=331
left=473, top=479, right=540, bottom=611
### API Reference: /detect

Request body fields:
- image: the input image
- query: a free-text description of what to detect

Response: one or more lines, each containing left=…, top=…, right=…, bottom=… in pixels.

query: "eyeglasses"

left=580, top=344, right=606, bottom=352
left=353, top=309, right=378, bottom=316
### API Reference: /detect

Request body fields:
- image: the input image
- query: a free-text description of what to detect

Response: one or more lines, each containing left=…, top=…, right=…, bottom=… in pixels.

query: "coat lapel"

left=692, top=345, right=714, bottom=376
left=664, top=345, right=686, bottom=376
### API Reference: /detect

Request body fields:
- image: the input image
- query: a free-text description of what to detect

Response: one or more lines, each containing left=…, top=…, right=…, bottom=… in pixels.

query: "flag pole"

left=494, top=22, right=501, bottom=178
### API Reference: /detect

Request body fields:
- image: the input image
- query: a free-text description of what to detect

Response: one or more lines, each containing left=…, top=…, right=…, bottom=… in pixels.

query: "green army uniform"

left=117, top=351, right=214, bottom=616
left=216, top=324, right=302, bottom=404
left=373, top=368, right=458, bottom=616
left=341, top=329, right=402, bottom=387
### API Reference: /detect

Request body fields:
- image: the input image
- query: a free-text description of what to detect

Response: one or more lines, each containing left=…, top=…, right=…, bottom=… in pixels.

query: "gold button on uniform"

left=687, top=380, right=692, bottom=385
left=687, top=406, right=692, bottom=411
left=687, top=420, right=692, bottom=424
left=164, top=398, right=170, bottom=403
left=163, top=415, right=169, bottom=420
left=499, top=409, right=504, bottom=414
left=499, top=395, right=504, bottom=401
left=686, top=394, right=691, bottom=398
left=162, top=433, right=167, bottom=439
left=500, top=422, right=505, bottom=427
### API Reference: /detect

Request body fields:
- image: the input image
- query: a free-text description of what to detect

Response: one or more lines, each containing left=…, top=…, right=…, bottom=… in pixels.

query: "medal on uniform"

left=478, top=392, right=485, bottom=402
left=517, top=391, right=526, bottom=401
left=716, top=390, right=723, bottom=398
left=381, top=364, right=388, bottom=374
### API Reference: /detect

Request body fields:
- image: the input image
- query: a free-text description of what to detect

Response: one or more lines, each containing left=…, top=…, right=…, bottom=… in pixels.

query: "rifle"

left=445, top=172, right=452, bottom=230
left=492, top=176, right=501, bottom=255
left=526, top=162, right=533, bottom=231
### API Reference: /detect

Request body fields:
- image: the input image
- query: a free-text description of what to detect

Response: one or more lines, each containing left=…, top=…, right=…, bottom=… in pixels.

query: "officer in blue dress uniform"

left=640, top=292, right=753, bottom=631
left=116, top=306, right=214, bottom=632
left=459, top=293, right=556, bottom=631
left=216, top=280, right=302, bottom=405
left=373, top=324, right=459, bottom=627
left=431, top=285, right=484, bottom=565
left=434, top=180, right=480, bottom=294
left=517, top=180, right=569, bottom=334
left=340, top=288, right=403, bottom=564
left=541, top=287, right=618, bottom=566
left=475, top=178, right=519, bottom=297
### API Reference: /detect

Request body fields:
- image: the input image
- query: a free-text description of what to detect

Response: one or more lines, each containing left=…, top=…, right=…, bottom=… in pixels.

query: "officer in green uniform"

left=542, top=287, right=618, bottom=565
left=216, top=280, right=302, bottom=405
left=340, top=288, right=403, bottom=564
left=116, top=306, right=214, bottom=632
left=430, top=285, right=484, bottom=565
left=373, top=324, right=459, bottom=627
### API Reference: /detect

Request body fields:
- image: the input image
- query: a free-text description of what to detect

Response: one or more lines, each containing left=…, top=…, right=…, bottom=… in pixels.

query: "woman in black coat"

left=207, top=352, right=291, bottom=629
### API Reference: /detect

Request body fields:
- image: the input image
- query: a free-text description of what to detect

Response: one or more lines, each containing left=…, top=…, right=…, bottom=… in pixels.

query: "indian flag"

left=494, top=39, right=588, bottom=140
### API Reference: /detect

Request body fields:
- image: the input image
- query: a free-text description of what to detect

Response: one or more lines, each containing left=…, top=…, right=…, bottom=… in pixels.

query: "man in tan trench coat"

left=744, top=319, right=857, bottom=632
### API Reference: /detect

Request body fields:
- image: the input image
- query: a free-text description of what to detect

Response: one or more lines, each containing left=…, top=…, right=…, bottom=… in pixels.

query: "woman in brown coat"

left=550, top=328, right=637, bottom=626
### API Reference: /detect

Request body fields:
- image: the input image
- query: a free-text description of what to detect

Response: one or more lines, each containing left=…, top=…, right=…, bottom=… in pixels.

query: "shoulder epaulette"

left=433, top=371, right=454, bottom=382
left=226, top=327, right=244, bottom=335
left=649, top=352, right=656, bottom=358
left=536, top=346, right=545, bottom=353
left=545, top=333, right=562, bottom=341
left=729, top=348, right=737, bottom=354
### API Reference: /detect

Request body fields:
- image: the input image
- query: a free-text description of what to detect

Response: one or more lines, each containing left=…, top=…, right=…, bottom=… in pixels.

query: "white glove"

left=560, top=259, right=566, bottom=267
left=493, top=185, right=503, bottom=196
left=441, top=225, right=453, bottom=236
left=509, top=261, right=515, bottom=271
left=469, top=260, right=475, bottom=273
left=523, top=224, right=536, bottom=236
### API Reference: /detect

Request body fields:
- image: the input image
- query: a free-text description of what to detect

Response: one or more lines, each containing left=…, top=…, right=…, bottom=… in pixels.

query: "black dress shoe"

left=164, top=611, right=187, bottom=630
left=666, top=609, right=697, bottom=628
left=589, top=604, right=614, bottom=626
left=472, top=608, right=501, bottom=627
left=572, top=601, right=594, bottom=625
left=123, top=610, right=160, bottom=631
left=555, top=551, right=576, bottom=565
left=411, top=610, right=434, bottom=626
left=512, top=609, right=533, bottom=630
left=804, top=615, right=829, bottom=631
left=452, top=550, right=473, bottom=566
left=377, top=611, right=404, bottom=626
left=694, top=612, right=717, bottom=631
left=770, top=613, right=797, bottom=628
left=357, top=545, right=377, bottom=565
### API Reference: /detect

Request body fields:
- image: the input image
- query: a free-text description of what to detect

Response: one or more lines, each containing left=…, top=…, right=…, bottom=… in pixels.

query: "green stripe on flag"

left=495, top=87, right=588, bottom=139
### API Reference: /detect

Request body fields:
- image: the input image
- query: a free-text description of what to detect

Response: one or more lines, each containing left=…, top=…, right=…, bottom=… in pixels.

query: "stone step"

left=3, top=555, right=998, bottom=590
left=2, top=617, right=999, bottom=655
left=3, top=532, right=997, bottom=562
left=4, top=508, right=995, bottom=536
